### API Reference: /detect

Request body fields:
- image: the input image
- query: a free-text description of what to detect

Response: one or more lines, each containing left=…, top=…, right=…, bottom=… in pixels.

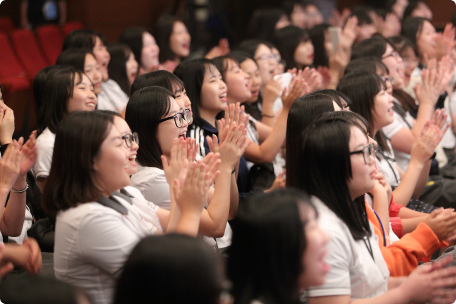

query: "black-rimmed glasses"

left=382, top=50, right=401, bottom=60
left=159, top=108, right=191, bottom=128
left=350, top=143, right=375, bottom=165
left=122, top=132, right=139, bottom=147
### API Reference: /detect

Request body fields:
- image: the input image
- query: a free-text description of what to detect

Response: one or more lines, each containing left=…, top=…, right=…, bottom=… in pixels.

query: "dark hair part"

left=273, top=25, right=310, bottom=70
left=155, top=15, right=186, bottom=63
left=108, top=42, right=133, bottom=96
left=309, top=23, right=330, bottom=68
left=125, top=86, right=173, bottom=169
left=62, top=29, right=107, bottom=52
left=293, top=116, right=371, bottom=240
left=351, top=36, right=389, bottom=60
left=228, top=189, right=314, bottom=304
left=131, top=70, right=184, bottom=97
left=37, top=67, right=83, bottom=136
left=246, top=8, right=288, bottom=42
left=119, top=27, right=150, bottom=69
left=345, top=57, right=389, bottom=75
left=235, top=39, right=269, bottom=58
left=33, top=65, right=64, bottom=117
left=42, top=111, right=115, bottom=215
left=174, top=58, right=215, bottom=126
left=337, top=70, right=390, bottom=152
left=56, top=48, right=94, bottom=71
left=286, top=93, right=335, bottom=195
left=115, top=234, right=222, bottom=304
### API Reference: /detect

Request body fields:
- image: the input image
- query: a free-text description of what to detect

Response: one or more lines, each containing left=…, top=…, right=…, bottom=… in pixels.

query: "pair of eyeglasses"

left=382, top=76, right=395, bottom=86
left=122, top=132, right=139, bottom=147
left=350, top=143, right=376, bottom=165
left=255, top=54, right=277, bottom=62
left=382, top=50, right=401, bottom=61
left=159, top=108, right=191, bottom=128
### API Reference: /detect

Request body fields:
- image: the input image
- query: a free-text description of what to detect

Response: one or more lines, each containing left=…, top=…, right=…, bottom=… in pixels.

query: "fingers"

left=161, top=155, right=169, bottom=171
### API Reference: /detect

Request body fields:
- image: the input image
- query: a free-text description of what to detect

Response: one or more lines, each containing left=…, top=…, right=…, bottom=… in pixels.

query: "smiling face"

left=290, top=4, right=306, bottom=29
left=126, top=51, right=139, bottom=86
left=67, top=73, right=97, bottom=113
left=92, top=36, right=110, bottom=81
left=298, top=205, right=330, bottom=289
left=254, top=44, right=277, bottom=90
left=113, top=116, right=139, bottom=175
left=347, top=126, right=376, bottom=199
left=157, top=98, right=188, bottom=158
left=84, top=53, right=102, bottom=95
left=400, top=46, right=419, bottom=85
left=382, top=44, right=405, bottom=89
left=170, top=21, right=191, bottom=59
left=416, top=20, right=436, bottom=61
left=224, top=59, right=252, bottom=104
left=200, top=64, right=228, bottom=116
left=240, top=58, right=262, bottom=102
left=294, top=40, right=314, bottom=67
left=141, top=32, right=160, bottom=73
left=173, top=85, right=192, bottom=124
left=93, top=123, right=131, bottom=196
left=372, top=87, right=394, bottom=130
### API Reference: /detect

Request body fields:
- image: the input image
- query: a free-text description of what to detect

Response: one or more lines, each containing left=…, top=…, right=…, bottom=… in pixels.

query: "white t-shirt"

left=32, top=128, right=55, bottom=179
left=54, top=192, right=160, bottom=304
left=376, top=140, right=401, bottom=188
left=382, top=102, right=414, bottom=172
left=130, top=164, right=232, bottom=248
left=97, top=79, right=129, bottom=113
left=307, top=197, right=389, bottom=300
left=130, top=164, right=171, bottom=210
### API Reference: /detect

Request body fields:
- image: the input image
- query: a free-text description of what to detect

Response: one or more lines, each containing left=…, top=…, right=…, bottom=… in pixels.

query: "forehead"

left=240, top=58, right=258, bottom=72
left=205, top=64, right=221, bottom=77
left=85, top=53, right=97, bottom=64
left=349, top=125, right=368, bottom=148
left=255, top=44, right=272, bottom=56
left=113, top=116, right=131, bottom=133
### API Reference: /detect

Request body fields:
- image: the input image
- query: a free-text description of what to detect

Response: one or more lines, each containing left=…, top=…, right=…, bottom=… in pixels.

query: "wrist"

left=0, top=137, right=12, bottom=146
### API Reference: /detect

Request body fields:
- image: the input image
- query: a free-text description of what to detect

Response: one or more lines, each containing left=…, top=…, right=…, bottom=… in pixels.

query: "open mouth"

left=129, top=154, right=136, bottom=163
left=178, top=133, right=187, bottom=140
left=86, top=102, right=96, bottom=109
left=220, top=92, right=227, bottom=102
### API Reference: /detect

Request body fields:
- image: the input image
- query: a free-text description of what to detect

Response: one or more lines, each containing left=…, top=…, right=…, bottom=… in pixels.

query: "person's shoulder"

left=131, top=165, right=166, bottom=186
left=36, top=128, right=55, bottom=145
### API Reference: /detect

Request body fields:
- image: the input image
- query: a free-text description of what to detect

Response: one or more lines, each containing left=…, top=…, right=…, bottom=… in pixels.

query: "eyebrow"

left=111, top=136, right=122, bottom=141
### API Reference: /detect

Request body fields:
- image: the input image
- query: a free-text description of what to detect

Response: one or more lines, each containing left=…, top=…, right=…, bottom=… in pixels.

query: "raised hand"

left=161, top=138, right=189, bottom=190
left=302, top=67, right=321, bottom=93
left=414, top=68, right=441, bottom=107
left=437, top=55, right=455, bottom=92
left=381, top=13, right=400, bottom=38
left=265, top=169, right=286, bottom=192
left=424, top=208, right=456, bottom=241
left=411, top=122, right=444, bottom=164
left=172, top=161, right=214, bottom=214
left=0, top=140, right=21, bottom=192
left=262, top=76, right=283, bottom=106
left=281, top=75, right=307, bottom=109
left=340, top=16, right=358, bottom=48
left=435, top=23, right=456, bottom=61
left=0, top=105, right=14, bottom=145
left=19, top=130, right=37, bottom=176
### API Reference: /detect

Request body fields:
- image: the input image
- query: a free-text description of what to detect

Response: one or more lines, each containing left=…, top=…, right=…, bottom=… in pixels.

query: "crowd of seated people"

left=2, top=0, right=456, bottom=303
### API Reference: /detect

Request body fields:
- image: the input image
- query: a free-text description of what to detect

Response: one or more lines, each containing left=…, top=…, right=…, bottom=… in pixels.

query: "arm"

left=369, top=180, right=390, bottom=237
left=244, top=78, right=305, bottom=163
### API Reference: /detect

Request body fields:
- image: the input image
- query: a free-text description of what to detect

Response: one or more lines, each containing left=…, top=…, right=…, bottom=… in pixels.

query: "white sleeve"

left=78, top=212, right=140, bottom=277
left=307, top=224, right=352, bottom=297
left=382, top=113, right=403, bottom=138
left=131, top=171, right=171, bottom=210
left=33, top=140, right=54, bottom=179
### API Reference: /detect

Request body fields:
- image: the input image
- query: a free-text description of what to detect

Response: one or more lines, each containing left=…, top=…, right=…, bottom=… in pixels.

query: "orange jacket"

left=366, top=203, right=445, bottom=276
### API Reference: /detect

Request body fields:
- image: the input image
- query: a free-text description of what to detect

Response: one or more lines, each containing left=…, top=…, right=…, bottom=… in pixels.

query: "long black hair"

left=273, top=25, right=310, bottom=70
left=286, top=93, right=335, bottom=197
left=291, top=116, right=371, bottom=240
left=228, top=189, right=315, bottom=304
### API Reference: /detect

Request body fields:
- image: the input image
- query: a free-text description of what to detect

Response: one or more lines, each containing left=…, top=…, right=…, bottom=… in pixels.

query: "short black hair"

left=131, top=70, right=184, bottom=97
left=62, top=29, right=107, bottom=52
left=273, top=25, right=310, bottom=69
left=33, top=65, right=64, bottom=118
left=155, top=15, right=185, bottom=63
left=125, top=86, right=173, bottom=169
left=119, top=27, right=150, bottom=69
left=43, top=111, right=116, bottom=215
left=56, top=47, right=94, bottom=71
left=174, top=58, right=215, bottom=127
left=115, top=234, right=222, bottom=304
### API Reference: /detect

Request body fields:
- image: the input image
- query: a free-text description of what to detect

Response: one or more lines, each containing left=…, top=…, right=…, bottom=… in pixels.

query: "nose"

left=131, top=139, right=139, bottom=151
left=185, top=95, right=191, bottom=109
left=220, top=79, right=227, bottom=90
left=181, top=117, right=189, bottom=128
left=320, top=228, right=330, bottom=245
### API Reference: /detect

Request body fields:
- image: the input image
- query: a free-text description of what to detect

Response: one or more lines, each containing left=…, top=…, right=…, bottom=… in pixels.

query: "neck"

left=227, top=96, right=240, bottom=106
left=198, top=108, right=217, bottom=128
